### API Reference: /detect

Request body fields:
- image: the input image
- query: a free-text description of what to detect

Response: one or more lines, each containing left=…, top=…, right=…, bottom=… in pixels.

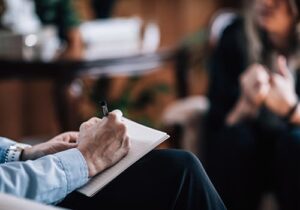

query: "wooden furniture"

left=0, top=49, right=181, bottom=132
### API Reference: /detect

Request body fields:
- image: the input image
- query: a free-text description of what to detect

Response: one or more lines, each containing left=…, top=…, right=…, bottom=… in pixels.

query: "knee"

left=174, top=150, right=202, bottom=172
left=152, top=149, right=204, bottom=176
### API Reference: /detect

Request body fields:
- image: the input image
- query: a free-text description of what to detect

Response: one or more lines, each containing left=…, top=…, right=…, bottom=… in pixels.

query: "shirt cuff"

left=0, top=137, right=16, bottom=164
left=54, top=148, right=89, bottom=193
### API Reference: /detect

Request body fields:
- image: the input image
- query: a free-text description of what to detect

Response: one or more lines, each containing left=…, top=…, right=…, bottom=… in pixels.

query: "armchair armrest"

left=0, top=193, right=68, bottom=210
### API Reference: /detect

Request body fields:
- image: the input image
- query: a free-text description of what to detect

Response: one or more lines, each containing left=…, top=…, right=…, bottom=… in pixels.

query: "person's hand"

left=240, top=63, right=270, bottom=106
left=264, top=56, right=298, bottom=117
left=77, top=110, right=130, bottom=177
left=21, top=132, right=79, bottom=161
left=226, top=64, right=270, bottom=125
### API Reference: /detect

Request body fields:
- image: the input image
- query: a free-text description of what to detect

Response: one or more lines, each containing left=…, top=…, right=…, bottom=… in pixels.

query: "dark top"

left=206, top=16, right=300, bottom=137
left=34, top=0, right=80, bottom=41
left=91, top=0, right=116, bottom=19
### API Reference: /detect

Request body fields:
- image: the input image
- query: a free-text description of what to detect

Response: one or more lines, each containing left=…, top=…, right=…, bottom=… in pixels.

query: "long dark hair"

left=245, top=0, right=300, bottom=70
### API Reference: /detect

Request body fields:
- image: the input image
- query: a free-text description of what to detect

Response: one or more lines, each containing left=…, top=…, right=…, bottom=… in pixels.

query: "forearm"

left=60, top=28, right=84, bottom=60
left=289, top=103, right=300, bottom=125
left=0, top=148, right=88, bottom=204
left=226, top=94, right=260, bottom=126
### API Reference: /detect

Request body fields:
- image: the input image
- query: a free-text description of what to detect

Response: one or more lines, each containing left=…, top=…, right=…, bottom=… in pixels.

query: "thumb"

left=109, top=109, right=123, bottom=121
left=62, top=131, right=79, bottom=143
left=277, top=55, right=289, bottom=78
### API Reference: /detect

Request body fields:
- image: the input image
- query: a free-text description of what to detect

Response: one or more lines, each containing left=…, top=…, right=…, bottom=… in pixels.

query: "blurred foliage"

left=90, top=76, right=171, bottom=127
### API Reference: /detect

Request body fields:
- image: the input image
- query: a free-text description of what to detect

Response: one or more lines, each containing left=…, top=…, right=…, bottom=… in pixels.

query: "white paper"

left=79, top=18, right=141, bottom=45
left=77, top=118, right=169, bottom=197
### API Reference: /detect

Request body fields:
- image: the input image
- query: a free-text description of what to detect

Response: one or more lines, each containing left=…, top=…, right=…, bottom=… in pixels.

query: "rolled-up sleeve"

left=0, top=137, right=17, bottom=164
left=0, top=148, right=88, bottom=204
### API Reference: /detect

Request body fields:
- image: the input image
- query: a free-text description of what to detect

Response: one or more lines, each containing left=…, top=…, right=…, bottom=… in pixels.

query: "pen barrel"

left=102, top=105, right=109, bottom=116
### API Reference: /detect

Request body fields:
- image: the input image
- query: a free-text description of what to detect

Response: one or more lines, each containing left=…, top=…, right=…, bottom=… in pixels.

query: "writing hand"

left=77, top=110, right=130, bottom=177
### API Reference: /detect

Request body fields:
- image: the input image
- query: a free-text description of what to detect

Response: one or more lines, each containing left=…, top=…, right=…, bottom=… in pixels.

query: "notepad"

left=77, top=117, right=169, bottom=197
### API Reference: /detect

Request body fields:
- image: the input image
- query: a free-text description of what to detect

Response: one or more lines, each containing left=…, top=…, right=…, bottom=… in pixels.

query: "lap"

left=58, top=149, right=225, bottom=210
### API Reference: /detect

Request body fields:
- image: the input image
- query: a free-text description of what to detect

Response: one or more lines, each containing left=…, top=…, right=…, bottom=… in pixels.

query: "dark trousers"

left=205, top=123, right=300, bottom=210
left=58, top=149, right=226, bottom=210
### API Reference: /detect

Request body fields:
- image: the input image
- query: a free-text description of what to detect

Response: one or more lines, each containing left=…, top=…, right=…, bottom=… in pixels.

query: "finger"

left=122, top=136, right=130, bottom=157
left=87, top=117, right=102, bottom=124
left=271, top=73, right=286, bottom=87
left=80, top=117, right=101, bottom=130
left=257, top=83, right=270, bottom=103
left=108, top=109, right=123, bottom=122
left=257, top=67, right=270, bottom=83
left=116, top=123, right=128, bottom=139
left=241, top=64, right=268, bottom=91
left=121, top=136, right=130, bottom=151
left=277, top=55, right=289, bottom=78
left=63, top=132, right=79, bottom=143
left=246, top=64, right=265, bottom=77
left=66, top=141, right=78, bottom=147
left=60, top=141, right=78, bottom=150
left=115, top=136, right=130, bottom=159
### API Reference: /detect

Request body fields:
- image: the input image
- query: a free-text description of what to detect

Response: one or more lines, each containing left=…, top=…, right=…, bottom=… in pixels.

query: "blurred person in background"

left=34, top=0, right=83, bottom=60
left=205, top=0, right=300, bottom=209
left=0, top=0, right=84, bottom=60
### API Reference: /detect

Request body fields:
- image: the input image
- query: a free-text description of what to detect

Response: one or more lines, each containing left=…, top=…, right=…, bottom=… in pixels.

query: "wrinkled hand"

left=240, top=63, right=270, bottom=106
left=22, top=132, right=79, bottom=161
left=77, top=110, right=130, bottom=177
left=264, top=56, right=297, bottom=116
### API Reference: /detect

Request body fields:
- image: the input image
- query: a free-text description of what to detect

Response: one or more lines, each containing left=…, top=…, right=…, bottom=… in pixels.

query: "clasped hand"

left=226, top=56, right=297, bottom=125
left=22, top=110, right=130, bottom=177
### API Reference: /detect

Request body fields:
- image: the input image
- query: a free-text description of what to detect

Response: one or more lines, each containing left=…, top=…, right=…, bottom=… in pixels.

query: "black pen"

left=100, top=100, right=109, bottom=117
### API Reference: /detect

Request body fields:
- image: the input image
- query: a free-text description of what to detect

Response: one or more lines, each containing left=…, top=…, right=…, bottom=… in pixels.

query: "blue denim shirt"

left=0, top=137, right=89, bottom=204
left=0, top=137, right=15, bottom=164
